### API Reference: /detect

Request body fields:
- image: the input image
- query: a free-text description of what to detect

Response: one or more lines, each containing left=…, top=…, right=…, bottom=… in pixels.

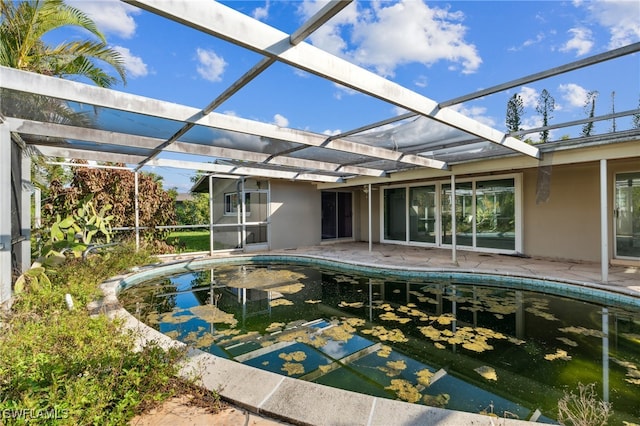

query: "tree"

left=610, top=91, right=616, bottom=133
left=633, top=95, right=640, bottom=129
left=1, top=0, right=129, bottom=209
left=0, top=0, right=125, bottom=87
left=505, top=93, right=524, bottom=137
left=43, top=165, right=177, bottom=252
left=535, top=89, right=556, bottom=143
left=581, top=90, right=598, bottom=137
left=176, top=193, right=209, bottom=226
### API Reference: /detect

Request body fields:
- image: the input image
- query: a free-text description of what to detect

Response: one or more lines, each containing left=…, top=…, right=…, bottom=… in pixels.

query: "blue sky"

left=56, top=0, right=640, bottom=191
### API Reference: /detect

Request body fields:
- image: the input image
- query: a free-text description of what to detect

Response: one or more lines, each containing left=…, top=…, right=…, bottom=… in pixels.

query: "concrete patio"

left=271, top=242, right=640, bottom=297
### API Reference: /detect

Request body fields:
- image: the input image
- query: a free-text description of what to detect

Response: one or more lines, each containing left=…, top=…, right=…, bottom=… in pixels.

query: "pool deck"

left=271, top=242, right=640, bottom=297
left=104, top=243, right=639, bottom=426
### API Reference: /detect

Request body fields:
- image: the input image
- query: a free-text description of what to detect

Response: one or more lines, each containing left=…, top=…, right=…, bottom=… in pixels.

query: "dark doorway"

left=322, top=191, right=352, bottom=240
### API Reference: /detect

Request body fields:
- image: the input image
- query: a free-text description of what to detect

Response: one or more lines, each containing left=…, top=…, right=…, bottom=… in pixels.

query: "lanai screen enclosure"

left=2, top=0, right=640, bottom=305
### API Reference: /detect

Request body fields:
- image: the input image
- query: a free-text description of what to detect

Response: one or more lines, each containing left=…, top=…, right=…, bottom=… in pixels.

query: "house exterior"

left=193, top=134, right=639, bottom=266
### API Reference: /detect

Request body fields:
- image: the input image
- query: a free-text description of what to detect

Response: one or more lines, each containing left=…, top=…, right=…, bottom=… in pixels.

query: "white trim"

left=612, top=169, right=640, bottom=262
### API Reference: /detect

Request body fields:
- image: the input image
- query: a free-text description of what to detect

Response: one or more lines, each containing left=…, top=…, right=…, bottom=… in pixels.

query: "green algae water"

left=119, top=262, right=640, bottom=423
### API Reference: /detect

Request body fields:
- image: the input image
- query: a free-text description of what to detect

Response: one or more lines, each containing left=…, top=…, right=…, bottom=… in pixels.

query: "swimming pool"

left=118, top=255, right=640, bottom=423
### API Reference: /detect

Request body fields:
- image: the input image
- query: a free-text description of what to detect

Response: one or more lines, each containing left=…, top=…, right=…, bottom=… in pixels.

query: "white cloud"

left=583, top=0, right=640, bottom=48
left=69, top=0, right=139, bottom=39
left=298, top=0, right=481, bottom=77
left=450, top=104, right=496, bottom=127
left=113, top=46, right=148, bottom=78
left=298, top=0, right=358, bottom=57
left=508, top=32, right=545, bottom=52
left=322, top=129, right=342, bottom=136
left=558, top=83, right=589, bottom=108
left=560, top=27, right=594, bottom=56
left=519, top=87, right=539, bottom=109
left=195, top=48, right=227, bottom=82
left=252, top=1, right=270, bottom=21
left=414, top=75, right=428, bottom=88
left=273, top=114, right=289, bottom=127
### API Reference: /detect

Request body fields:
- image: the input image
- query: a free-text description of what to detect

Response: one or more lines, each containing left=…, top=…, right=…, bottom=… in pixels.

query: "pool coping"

left=99, top=253, right=640, bottom=425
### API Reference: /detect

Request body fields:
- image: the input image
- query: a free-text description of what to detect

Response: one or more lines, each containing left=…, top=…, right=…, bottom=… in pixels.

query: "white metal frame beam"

left=149, top=158, right=344, bottom=183
left=33, top=144, right=146, bottom=164
left=135, top=0, right=353, bottom=170
left=0, top=65, right=445, bottom=171
left=125, top=0, right=539, bottom=160
left=6, top=118, right=387, bottom=177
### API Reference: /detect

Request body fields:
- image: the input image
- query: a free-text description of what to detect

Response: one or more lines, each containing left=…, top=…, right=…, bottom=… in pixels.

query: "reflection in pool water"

left=120, top=262, right=640, bottom=423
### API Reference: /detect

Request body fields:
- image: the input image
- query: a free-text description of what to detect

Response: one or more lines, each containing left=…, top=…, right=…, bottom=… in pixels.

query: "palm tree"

left=0, top=0, right=126, bottom=87
left=0, top=0, right=129, bottom=206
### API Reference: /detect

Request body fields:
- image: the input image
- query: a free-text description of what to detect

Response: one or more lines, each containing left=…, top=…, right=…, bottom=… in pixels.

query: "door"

left=615, top=172, right=640, bottom=259
left=322, top=191, right=353, bottom=240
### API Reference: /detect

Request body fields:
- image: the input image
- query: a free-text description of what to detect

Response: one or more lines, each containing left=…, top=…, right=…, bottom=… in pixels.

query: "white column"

left=34, top=187, right=41, bottom=229
left=19, top=153, right=31, bottom=272
left=600, top=159, right=608, bottom=283
left=209, top=175, right=214, bottom=256
left=451, top=174, right=457, bottom=264
left=368, top=183, right=372, bottom=252
left=0, top=123, right=12, bottom=305
left=240, top=177, right=246, bottom=251
left=602, top=307, right=609, bottom=402
left=134, top=171, right=140, bottom=251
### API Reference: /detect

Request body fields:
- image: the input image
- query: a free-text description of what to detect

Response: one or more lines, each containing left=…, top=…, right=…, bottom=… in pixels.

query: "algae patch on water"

left=474, top=366, right=498, bottom=381
left=227, top=268, right=307, bottom=292
left=416, top=369, right=434, bottom=386
left=377, top=345, right=392, bottom=358
left=385, top=379, right=421, bottom=403
left=377, top=359, right=407, bottom=377
left=544, top=349, right=572, bottom=361
left=279, top=351, right=307, bottom=362
left=361, top=326, right=408, bottom=343
left=281, top=362, right=305, bottom=376
left=189, top=304, right=238, bottom=327
left=270, top=298, right=294, bottom=307
left=423, top=393, right=450, bottom=408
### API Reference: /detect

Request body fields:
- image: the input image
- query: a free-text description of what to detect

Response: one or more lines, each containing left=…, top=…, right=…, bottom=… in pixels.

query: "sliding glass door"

left=409, top=186, right=436, bottom=243
left=384, top=187, right=406, bottom=241
left=615, top=172, right=640, bottom=259
left=476, top=179, right=516, bottom=250
left=322, top=191, right=353, bottom=240
left=382, top=176, right=519, bottom=253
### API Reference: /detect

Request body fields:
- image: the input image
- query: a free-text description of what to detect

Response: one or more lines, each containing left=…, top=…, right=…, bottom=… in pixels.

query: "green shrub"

left=0, top=244, right=197, bottom=425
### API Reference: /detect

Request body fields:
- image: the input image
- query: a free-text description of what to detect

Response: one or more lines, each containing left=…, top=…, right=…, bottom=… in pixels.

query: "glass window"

left=616, top=172, right=640, bottom=259
left=384, top=187, right=406, bottom=241
left=224, top=192, right=250, bottom=216
left=441, top=182, right=472, bottom=246
left=409, top=186, right=436, bottom=243
left=476, top=179, right=515, bottom=250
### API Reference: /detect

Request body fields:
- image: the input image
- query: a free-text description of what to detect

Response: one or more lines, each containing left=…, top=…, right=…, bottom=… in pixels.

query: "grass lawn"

left=166, top=230, right=210, bottom=252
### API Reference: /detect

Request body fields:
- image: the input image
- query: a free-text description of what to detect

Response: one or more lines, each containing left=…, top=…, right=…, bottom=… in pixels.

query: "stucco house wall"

left=522, top=158, right=639, bottom=262
left=522, top=162, right=601, bottom=262
left=269, top=180, right=321, bottom=250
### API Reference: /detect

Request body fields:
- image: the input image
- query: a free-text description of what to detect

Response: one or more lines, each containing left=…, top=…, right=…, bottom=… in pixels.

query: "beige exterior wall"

left=356, top=189, right=381, bottom=243
left=522, top=162, right=601, bottom=261
left=522, top=158, right=639, bottom=262
left=269, top=180, right=321, bottom=250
